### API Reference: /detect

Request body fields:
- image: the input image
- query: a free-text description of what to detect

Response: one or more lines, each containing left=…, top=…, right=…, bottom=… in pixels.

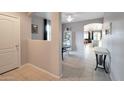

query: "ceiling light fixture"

left=66, top=15, right=74, bottom=22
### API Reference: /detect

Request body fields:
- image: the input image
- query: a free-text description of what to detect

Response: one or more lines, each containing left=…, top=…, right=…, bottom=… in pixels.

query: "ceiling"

left=32, top=12, right=104, bottom=23
left=62, top=12, right=104, bottom=23
left=32, top=12, right=52, bottom=20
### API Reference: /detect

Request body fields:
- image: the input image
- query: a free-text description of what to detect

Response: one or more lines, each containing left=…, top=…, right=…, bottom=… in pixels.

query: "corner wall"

left=28, top=40, right=51, bottom=72
left=28, top=13, right=62, bottom=77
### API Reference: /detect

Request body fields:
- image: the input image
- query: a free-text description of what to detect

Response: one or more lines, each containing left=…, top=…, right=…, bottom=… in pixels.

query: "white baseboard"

left=26, top=63, right=62, bottom=79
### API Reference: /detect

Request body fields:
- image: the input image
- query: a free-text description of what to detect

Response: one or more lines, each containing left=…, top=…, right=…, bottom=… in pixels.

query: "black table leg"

left=95, top=54, right=108, bottom=73
left=99, top=55, right=103, bottom=65
left=95, top=54, right=99, bottom=70
left=103, top=55, right=108, bottom=73
left=62, top=48, right=64, bottom=61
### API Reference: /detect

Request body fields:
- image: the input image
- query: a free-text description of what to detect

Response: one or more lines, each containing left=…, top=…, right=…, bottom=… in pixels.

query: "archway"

left=84, top=23, right=103, bottom=47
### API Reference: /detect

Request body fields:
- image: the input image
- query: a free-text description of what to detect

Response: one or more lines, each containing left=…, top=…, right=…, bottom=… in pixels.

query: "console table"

left=94, top=47, right=109, bottom=73
left=62, top=46, right=71, bottom=60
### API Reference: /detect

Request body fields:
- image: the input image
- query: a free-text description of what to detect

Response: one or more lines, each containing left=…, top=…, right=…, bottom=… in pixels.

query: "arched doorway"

left=84, top=23, right=103, bottom=47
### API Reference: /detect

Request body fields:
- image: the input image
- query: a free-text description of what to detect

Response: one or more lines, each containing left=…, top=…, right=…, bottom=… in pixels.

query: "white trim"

left=24, top=63, right=61, bottom=79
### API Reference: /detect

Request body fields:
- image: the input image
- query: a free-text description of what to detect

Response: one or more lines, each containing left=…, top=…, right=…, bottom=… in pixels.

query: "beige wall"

left=28, top=40, right=51, bottom=71
left=28, top=13, right=62, bottom=77
left=50, top=12, right=62, bottom=76
left=1, top=12, right=31, bottom=65
left=20, top=13, right=31, bottom=65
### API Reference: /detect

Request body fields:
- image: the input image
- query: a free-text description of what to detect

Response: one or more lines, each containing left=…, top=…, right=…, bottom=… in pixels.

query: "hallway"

left=61, top=44, right=111, bottom=81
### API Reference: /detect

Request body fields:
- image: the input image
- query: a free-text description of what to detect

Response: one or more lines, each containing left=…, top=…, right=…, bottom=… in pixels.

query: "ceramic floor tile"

left=62, top=44, right=111, bottom=81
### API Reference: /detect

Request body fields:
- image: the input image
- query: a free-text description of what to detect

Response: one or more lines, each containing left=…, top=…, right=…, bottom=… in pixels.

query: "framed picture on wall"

left=104, top=22, right=112, bottom=35
left=32, top=24, right=38, bottom=34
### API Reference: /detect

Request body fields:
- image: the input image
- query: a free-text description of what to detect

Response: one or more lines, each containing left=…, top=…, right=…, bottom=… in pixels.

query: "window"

left=46, top=23, right=51, bottom=41
left=44, top=19, right=51, bottom=41
left=93, top=32, right=101, bottom=40
left=84, top=23, right=103, bottom=40
left=84, top=32, right=88, bottom=39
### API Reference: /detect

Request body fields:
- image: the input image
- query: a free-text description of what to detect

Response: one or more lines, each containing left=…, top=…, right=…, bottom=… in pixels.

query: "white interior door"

left=0, top=14, right=20, bottom=74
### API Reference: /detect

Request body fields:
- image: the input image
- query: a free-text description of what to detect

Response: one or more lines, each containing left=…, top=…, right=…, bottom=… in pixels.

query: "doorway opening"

left=61, top=19, right=110, bottom=80
left=83, top=23, right=103, bottom=48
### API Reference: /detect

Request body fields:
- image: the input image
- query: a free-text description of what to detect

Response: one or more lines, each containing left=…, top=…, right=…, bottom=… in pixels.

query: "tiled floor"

left=0, top=64, right=58, bottom=81
left=61, top=44, right=111, bottom=81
